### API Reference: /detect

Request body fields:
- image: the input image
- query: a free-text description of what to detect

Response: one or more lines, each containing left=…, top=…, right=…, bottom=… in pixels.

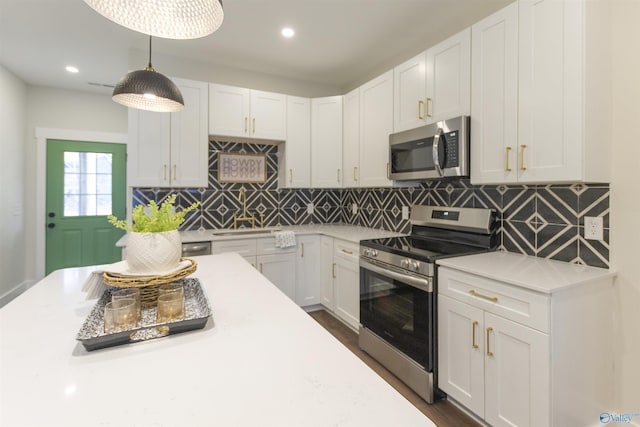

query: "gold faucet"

left=233, top=188, right=255, bottom=229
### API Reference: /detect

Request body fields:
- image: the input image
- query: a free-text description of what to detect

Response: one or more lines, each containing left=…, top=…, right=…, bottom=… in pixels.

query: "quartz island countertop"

left=0, top=253, right=433, bottom=427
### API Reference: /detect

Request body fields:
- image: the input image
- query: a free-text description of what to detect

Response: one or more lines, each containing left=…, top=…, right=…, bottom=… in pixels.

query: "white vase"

left=126, top=230, right=182, bottom=274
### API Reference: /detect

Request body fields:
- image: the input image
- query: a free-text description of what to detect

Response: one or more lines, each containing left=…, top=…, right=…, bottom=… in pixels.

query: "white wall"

left=24, top=86, right=127, bottom=280
left=611, top=0, right=640, bottom=412
left=0, top=66, right=27, bottom=305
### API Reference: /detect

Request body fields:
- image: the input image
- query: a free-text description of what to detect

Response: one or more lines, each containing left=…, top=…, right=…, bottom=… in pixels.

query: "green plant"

left=108, top=195, right=199, bottom=232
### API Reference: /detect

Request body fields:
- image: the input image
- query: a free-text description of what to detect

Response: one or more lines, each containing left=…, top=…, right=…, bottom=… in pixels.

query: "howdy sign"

left=217, top=152, right=267, bottom=183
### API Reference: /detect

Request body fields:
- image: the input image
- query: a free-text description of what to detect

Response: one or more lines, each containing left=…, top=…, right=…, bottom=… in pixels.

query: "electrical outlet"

left=352, top=203, right=358, bottom=215
left=402, top=206, right=409, bottom=220
left=307, top=203, right=314, bottom=215
left=584, top=216, right=603, bottom=241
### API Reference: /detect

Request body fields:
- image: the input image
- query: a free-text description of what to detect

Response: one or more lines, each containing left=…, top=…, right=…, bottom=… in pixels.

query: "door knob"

left=47, top=223, right=55, bottom=229
left=48, top=212, right=55, bottom=218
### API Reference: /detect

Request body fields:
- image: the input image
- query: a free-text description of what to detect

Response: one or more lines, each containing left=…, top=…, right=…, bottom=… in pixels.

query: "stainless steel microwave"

left=389, top=116, right=469, bottom=181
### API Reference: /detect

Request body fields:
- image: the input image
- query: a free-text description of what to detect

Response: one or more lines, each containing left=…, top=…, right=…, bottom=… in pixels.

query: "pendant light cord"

left=148, top=35, right=153, bottom=68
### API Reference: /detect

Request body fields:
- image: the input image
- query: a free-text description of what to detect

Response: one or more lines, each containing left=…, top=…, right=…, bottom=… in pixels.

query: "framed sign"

left=217, top=152, right=267, bottom=183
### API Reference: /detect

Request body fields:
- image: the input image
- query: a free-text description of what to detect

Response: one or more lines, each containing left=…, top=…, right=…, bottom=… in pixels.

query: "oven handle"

left=360, top=257, right=433, bottom=293
left=432, top=127, right=444, bottom=177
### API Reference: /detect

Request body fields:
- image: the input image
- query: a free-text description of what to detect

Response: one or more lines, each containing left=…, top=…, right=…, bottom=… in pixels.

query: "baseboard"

left=0, top=280, right=36, bottom=309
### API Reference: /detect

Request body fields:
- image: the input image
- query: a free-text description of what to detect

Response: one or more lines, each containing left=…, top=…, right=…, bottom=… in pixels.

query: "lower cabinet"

left=330, top=239, right=361, bottom=330
left=257, top=253, right=296, bottom=301
left=319, top=236, right=335, bottom=310
left=295, top=235, right=321, bottom=307
left=437, top=264, right=614, bottom=427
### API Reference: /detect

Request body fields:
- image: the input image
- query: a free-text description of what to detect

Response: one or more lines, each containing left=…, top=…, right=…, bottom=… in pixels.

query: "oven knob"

left=411, top=261, right=420, bottom=271
left=371, top=250, right=378, bottom=257
left=400, top=259, right=408, bottom=268
left=363, top=249, right=370, bottom=256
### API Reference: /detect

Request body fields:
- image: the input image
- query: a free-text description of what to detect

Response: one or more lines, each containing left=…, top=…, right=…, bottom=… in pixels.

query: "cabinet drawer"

left=438, top=267, right=550, bottom=333
left=333, top=239, right=359, bottom=263
left=211, top=239, right=257, bottom=257
left=256, top=237, right=297, bottom=255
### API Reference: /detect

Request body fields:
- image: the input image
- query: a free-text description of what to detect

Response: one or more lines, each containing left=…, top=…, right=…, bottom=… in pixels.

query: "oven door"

left=359, top=257, right=434, bottom=371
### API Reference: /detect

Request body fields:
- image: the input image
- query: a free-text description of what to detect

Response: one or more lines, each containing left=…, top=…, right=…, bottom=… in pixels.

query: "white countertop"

left=437, top=251, right=616, bottom=294
left=0, top=253, right=432, bottom=427
left=117, top=224, right=405, bottom=247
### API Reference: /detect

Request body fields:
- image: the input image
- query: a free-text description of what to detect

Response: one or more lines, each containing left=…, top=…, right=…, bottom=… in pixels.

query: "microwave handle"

left=432, top=128, right=444, bottom=177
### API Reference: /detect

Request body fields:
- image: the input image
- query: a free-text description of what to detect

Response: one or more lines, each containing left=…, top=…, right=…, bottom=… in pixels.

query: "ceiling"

left=0, top=0, right=513, bottom=96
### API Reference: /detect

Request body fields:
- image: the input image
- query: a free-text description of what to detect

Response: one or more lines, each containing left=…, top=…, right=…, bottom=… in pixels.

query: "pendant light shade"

left=112, top=36, right=184, bottom=113
left=83, top=0, right=224, bottom=40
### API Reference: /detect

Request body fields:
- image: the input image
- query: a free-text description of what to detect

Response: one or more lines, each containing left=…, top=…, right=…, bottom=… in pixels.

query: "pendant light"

left=83, top=0, right=224, bottom=40
left=112, top=36, right=184, bottom=112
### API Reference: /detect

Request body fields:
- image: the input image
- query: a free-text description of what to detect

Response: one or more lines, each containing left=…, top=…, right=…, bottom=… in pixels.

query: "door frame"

left=35, top=128, right=127, bottom=279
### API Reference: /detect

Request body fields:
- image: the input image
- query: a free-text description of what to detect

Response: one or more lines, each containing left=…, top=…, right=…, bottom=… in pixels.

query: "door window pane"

left=63, top=151, right=113, bottom=217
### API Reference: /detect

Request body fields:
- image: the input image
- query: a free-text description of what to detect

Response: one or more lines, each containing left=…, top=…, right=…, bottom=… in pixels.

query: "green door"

left=45, top=139, right=126, bottom=275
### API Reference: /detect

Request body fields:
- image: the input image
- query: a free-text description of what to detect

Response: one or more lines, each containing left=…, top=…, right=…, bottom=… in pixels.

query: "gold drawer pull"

left=469, top=290, right=498, bottom=303
left=332, top=263, right=336, bottom=279
left=418, top=100, right=424, bottom=119
left=505, top=146, right=512, bottom=172
left=341, top=249, right=353, bottom=255
left=486, top=327, right=494, bottom=356
left=472, top=321, right=479, bottom=349
left=425, top=97, right=432, bottom=117
left=520, top=144, right=527, bottom=171
left=354, top=166, right=358, bottom=181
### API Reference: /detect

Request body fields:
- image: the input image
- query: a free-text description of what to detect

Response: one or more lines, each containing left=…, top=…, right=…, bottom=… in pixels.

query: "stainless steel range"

left=359, top=205, right=498, bottom=403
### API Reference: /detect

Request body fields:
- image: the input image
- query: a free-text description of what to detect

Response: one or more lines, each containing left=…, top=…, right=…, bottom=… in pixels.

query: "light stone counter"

left=0, top=253, right=433, bottom=427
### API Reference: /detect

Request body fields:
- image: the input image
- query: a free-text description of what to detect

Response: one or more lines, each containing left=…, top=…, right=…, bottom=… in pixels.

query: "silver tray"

left=77, top=278, right=211, bottom=351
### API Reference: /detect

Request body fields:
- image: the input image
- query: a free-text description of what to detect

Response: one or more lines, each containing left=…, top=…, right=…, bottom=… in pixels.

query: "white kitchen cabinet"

left=128, top=78, right=208, bottom=188
left=471, top=0, right=611, bottom=184
left=393, top=28, right=470, bottom=133
left=437, top=257, right=614, bottom=427
left=258, top=252, right=296, bottom=301
left=295, top=235, right=321, bottom=307
left=332, top=239, right=360, bottom=330
left=209, top=83, right=286, bottom=141
left=311, top=96, right=343, bottom=188
left=393, top=52, right=426, bottom=133
left=342, top=88, right=360, bottom=187
left=425, top=28, right=470, bottom=124
left=470, top=2, right=519, bottom=184
left=359, top=70, right=393, bottom=188
left=280, top=96, right=311, bottom=188
left=320, top=236, right=335, bottom=310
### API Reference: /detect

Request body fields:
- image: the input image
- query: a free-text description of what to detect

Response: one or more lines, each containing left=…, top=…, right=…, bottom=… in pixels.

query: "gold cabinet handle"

left=472, top=321, right=479, bottom=349
left=387, top=162, right=390, bottom=179
left=332, top=262, right=336, bottom=279
left=426, top=98, right=432, bottom=117
left=163, top=164, right=167, bottom=181
left=244, top=117, right=248, bottom=133
left=337, top=169, right=341, bottom=183
left=173, top=164, right=177, bottom=181
left=520, top=144, right=527, bottom=171
left=354, top=166, right=358, bottom=182
left=418, top=100, right=425, bottom=119
left=252, top=118, right=256, bottom=134
left=486, top=327, right=494, bottom=356
left=289, top=169, right=293, bottom=184
left=469, top=289, right=498, bottom=303
left=505, top=146, right=512, bottom=172
left=341, top=249, right=353, bottom=255
left=301, top=242, right=304, bottom=258
left=259, top=263, right=263, bottom=273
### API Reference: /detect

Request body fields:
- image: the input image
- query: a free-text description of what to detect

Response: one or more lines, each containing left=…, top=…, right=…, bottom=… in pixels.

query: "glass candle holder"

left=156, top=292, right=185, bottom=323
left=157, top=283, right=184, bottom=299
left=111, top=288, right=141, bottom=323
left=104, top=298, right=137, bottom=333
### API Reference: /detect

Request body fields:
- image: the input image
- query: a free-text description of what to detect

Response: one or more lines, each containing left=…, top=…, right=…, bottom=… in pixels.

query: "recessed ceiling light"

left=65, top=66, right=79, bottom=73
left=281, top=27, right=295, bottom=38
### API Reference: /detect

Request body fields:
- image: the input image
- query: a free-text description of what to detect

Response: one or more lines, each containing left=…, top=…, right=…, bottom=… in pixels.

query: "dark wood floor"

left=309, top=309, right=480, bottom=427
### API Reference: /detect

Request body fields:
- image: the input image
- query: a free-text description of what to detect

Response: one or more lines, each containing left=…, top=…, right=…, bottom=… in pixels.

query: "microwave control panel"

left=443, top=131, right=459, bottom=168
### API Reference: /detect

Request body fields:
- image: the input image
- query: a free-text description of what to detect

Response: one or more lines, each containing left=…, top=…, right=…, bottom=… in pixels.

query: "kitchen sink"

left=212, top=228, right=281, bottom=237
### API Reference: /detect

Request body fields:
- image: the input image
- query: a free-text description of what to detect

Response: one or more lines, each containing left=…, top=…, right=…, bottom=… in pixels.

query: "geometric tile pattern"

left=132, top=141, right=610, bottom=269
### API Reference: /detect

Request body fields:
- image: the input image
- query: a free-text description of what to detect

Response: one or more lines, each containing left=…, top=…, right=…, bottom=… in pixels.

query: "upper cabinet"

left=472, top=0, right=611, bottom=184
left=128, top=78, right=209, bottom=188
left=359, top=70, right=394, bottom=187
left=209, top=83, right=286, bottom=141
left=393, top=28, right=470, bottom=133
left=311, top=96, right=343, bottom=188
left=470, top=2, right=519, bottom=184
left=342, top=87, right=360, bottom=187
left=280, top=96, right=311, bottom=188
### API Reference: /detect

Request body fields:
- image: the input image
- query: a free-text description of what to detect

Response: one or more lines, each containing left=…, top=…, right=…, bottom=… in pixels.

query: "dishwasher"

left=181, top=241, right=212, bottom=257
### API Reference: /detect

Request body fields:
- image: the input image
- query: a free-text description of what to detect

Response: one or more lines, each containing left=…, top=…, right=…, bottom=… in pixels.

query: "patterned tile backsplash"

left=133, top=140, right=610, bottom=268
